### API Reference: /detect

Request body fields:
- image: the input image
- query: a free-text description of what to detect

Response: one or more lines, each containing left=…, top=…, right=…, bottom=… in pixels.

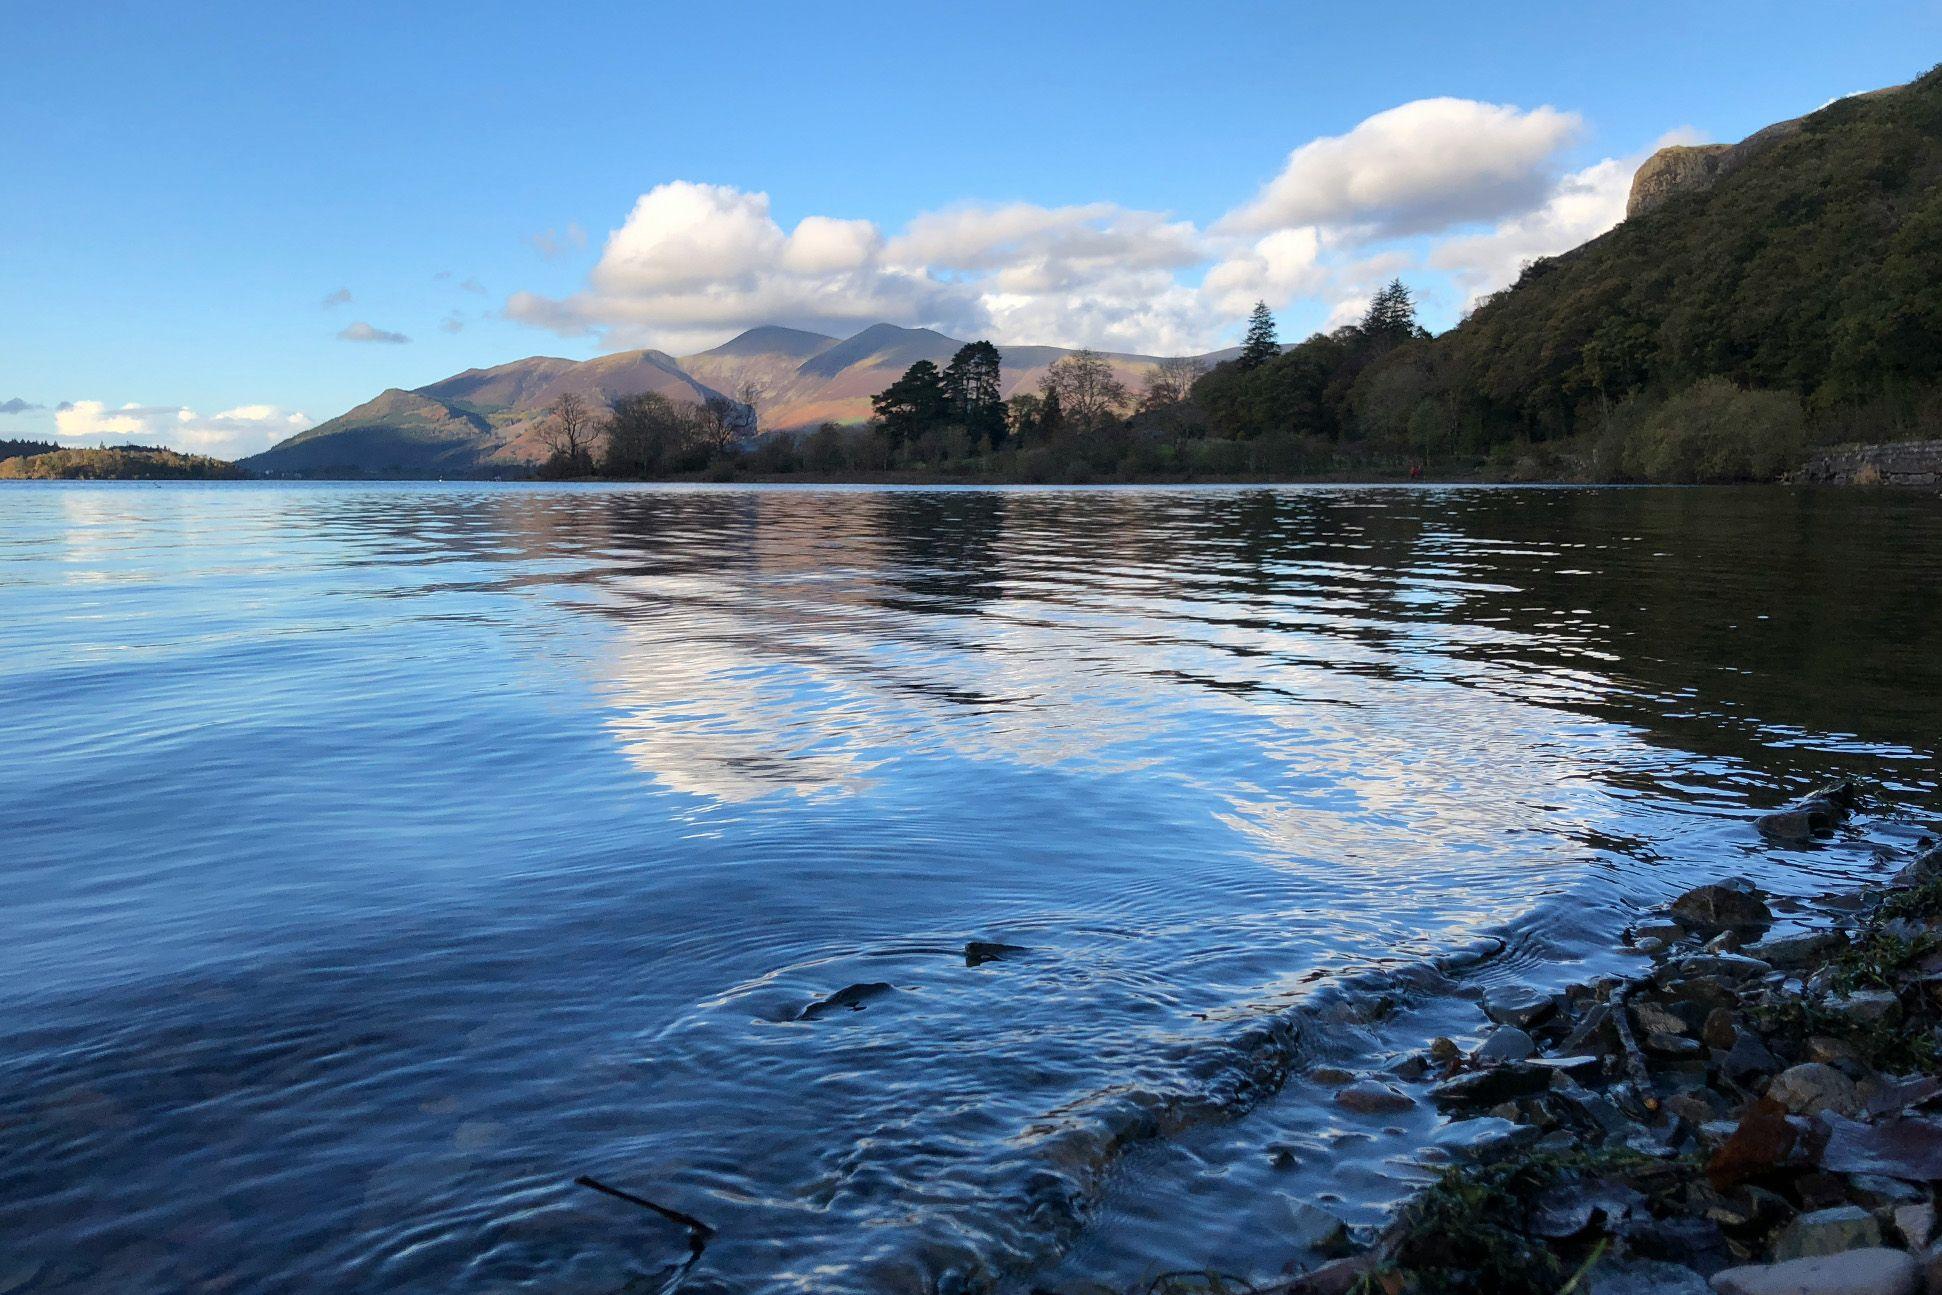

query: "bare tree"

left=539, top=392, right=599, bottom=469
left=1040, top=349, right=1131, bottom=433
left=735, top=380, right=764, bottom=435
left=1140, top=355, right=1208, bottom=411
left=697, top=394, right=743, bottom=454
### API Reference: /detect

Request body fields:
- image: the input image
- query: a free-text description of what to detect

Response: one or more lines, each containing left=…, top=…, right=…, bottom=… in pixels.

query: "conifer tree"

left=1238, top=300, right=1279, bottom=370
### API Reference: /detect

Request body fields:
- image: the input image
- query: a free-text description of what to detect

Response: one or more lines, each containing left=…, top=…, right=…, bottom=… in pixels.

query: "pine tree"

left=1238, top=300, right=1279, bottom=370
left=871, top=360, right=948, bottom=447
left=1361, top=279, right=1420, bottom=347
left=943, top=341, right=1006, bottom=445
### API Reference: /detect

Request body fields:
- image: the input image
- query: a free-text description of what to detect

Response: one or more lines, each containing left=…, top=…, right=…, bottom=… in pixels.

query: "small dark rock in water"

left=1668, top=881, right=1774, bottom=937
left=1428, top=1036, right=1461, bottom=1064
left=1754, top=782, right=1856, bottom=843
left=1480, top=984, right=1556, bottom=1029
left=796, top=982, right=896, bottom=1020
left=1428, top=1062, right=1552, bottom=1107
left=1476, top=1026, right=1536, bottom=1063
left=963, top=940, right=1028, bottom=967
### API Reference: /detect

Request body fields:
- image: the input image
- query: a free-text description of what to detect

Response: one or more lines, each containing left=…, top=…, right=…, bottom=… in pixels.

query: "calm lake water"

left=3, top=482, right=1939, bottom=1294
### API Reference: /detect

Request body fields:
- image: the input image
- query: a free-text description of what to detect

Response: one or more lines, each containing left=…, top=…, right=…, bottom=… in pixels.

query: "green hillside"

left=1197, top=66, right=1942, bottom=481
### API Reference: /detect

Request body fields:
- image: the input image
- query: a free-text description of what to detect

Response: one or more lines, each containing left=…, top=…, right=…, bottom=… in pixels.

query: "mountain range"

left=245, top=324, right=1228, bottom=476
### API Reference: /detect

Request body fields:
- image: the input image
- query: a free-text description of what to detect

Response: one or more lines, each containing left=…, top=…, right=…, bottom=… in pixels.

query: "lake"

left=2, top=482, right=1938, bottom=1293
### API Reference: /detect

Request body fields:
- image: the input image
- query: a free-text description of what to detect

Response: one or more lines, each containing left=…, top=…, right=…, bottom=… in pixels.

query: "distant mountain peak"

left=694, top=325, right=840, bottom=359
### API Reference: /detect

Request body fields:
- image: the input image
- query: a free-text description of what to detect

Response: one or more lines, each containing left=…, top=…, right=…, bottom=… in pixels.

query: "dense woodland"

left=0, top=445, right=247, bottom=480
left=528, top=65, right=1942, bottom=486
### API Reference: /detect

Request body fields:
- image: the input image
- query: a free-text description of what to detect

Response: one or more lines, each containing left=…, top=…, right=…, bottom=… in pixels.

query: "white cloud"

left=508, top=181, right=980, bottom=353
left=1428, top=128, right=1701, bottom=307
left=321, top=287, right=352, bottom=309
left=54, top=400, right=311, bottom=458
left=1223, top=98, right=1581, bottom=240
left=503, top=97, right=1664, bottom=355
left=338, top=320, right=410, bottom=344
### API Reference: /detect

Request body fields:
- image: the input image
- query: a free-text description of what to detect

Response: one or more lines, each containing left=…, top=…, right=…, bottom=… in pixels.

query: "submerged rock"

left=1670, top=882, right=1775, bottom=937
left=1334, top=1080, right=1415, bottom=1114
left=963, top=940, right=1028, bottom=967
left=795, top=982, right=895, bottom=1020
left=1753, top=782, right=1858, bottom=844
left=1481, top=985, right=1557, bottom=1029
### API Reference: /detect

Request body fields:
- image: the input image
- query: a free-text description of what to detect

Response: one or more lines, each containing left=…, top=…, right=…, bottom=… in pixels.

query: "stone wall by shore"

left=1798, top=440, right=1942, bottom=487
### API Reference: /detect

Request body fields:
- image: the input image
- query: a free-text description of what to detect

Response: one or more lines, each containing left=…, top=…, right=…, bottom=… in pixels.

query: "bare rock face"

left=1625, top=84, right=1907, bottom=220
left=1627, top=144, right=1734, bottom=218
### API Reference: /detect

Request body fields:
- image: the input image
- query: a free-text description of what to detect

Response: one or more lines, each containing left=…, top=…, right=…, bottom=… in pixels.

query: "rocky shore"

left=1148, top=783, right=1942, bottom=1295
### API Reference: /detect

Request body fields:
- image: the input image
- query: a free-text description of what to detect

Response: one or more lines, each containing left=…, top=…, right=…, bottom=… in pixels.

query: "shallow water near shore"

left=2, top=482, right=1939, bottom=1293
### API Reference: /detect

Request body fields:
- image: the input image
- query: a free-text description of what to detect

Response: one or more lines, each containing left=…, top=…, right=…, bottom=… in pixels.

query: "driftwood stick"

left=1606, top=981, right=1658, bottom=1111
left=575, top=1174, right=716, bottom=1262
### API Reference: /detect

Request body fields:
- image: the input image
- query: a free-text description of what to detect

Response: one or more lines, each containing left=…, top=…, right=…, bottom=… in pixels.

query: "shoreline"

left=1158, top=783, right=1942, bottom=1295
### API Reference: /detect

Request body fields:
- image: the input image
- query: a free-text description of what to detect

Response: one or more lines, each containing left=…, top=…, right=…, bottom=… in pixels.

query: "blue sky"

left=3, top=0, right=1935, bottom=455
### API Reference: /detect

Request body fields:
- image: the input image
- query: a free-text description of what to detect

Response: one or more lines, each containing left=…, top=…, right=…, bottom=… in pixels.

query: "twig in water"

left=576, top=1174, right=716, bottom=1264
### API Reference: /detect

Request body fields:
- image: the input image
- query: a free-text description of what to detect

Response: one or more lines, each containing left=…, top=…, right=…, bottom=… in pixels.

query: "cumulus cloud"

left=508, top=181, right=979, bottom=352
left=321, top=287, right=352, bottom=308
left=505, top=96, right=1658, bottom=354
left=1428, top=128, right=1701, bottom=307
left=0, top=397, right=45, bottom=414
left=1222, top=98, right=1581, bottom=240
left=54, top=401, right=311, bottom=458
left=338, top=321, right=411, bottom=344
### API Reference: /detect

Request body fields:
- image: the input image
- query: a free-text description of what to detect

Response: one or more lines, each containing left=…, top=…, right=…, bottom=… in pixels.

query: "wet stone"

left=1429, top=1062, right=1552, bottom=1107
left=1334, top=1080, right=1414, bottom=1114
left=1476, top=1026, right=1536, bottom=1063
left=1285, top=1200, right=1351, bottom=1255
left=1647, top=1031, right=1705, bottom=1057
left=1481, top=985, right=1557, bottom=1029
left=1669, top=881, right=1774, bottom=936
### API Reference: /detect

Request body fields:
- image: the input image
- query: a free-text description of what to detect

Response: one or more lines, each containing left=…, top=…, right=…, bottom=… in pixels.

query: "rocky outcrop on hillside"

left=1626, top=85, right=1906, bottom=218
